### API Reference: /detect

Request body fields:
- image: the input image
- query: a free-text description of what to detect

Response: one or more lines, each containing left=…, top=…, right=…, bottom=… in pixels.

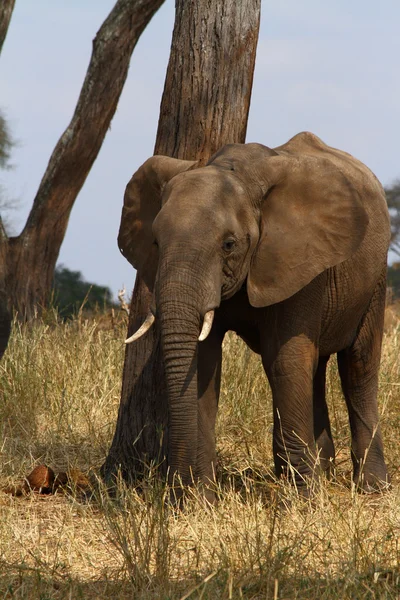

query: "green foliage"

left=387, top=262, right=400, bottom=299
left=0, top=110, right=13, bottom=169
left=52, top=264, right=116, bottom=318
left=386, top=180, right=400, bottom=256
left=0, top=109, right=15, bottom=234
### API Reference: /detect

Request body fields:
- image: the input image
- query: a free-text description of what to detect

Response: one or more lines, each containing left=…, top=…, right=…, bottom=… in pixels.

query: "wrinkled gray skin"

left=119, top=132, right=390, bottom=501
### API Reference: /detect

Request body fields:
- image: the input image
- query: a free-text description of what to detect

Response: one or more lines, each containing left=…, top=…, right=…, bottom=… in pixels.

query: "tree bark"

left=0, top=0, right=16, bottom=357
left=103, top=0, right=261, bottom=481
left=0, top=231, right=11, bottom=359
left=4, top=0, right=164, bottom=319
left=0, top=0, right=15, bottom=56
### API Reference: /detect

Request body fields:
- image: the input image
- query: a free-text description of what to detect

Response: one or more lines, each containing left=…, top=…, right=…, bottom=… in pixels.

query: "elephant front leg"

left=196, top=326, right=224, bottom=503
left=263, top=337, right=320, bottom=494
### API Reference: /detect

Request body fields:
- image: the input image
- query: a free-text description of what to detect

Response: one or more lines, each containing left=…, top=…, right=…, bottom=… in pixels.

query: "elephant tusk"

left=125, top=312, right=155, bottom=344
left=198, top=310, right=215, bottom=342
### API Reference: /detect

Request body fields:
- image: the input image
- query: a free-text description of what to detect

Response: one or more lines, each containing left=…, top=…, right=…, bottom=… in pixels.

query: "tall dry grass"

left=0, top=310, right=400, bottom=599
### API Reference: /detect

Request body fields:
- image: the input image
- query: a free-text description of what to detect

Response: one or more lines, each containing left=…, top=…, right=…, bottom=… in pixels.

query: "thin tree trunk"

left=0, top=228, right=10, bottom=359
left=0, top=0, right=16, bottom=356
left=0, top=0, right=15, bottom=56
left=103, top=0, right=261, bottom=481
left=5, top=0, right=164, bottom=319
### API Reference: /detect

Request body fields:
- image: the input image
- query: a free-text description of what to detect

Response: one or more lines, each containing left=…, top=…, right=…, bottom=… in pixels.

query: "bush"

left=52, top=265, right=116, bottom=319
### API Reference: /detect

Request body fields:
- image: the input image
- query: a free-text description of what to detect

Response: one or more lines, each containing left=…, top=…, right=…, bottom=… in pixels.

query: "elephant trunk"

left=157, top=280, right=205, bottom=491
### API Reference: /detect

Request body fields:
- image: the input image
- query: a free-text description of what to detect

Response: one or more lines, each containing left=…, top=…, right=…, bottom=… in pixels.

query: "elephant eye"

left=222, top=238, right=236, bottom=252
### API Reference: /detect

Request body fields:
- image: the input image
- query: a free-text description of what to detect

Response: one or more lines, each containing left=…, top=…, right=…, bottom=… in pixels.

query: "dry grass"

left=1, top=310, right=400, bottom=598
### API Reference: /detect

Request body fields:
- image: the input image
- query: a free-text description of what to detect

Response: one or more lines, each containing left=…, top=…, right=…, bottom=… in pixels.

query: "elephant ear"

left=118, top=155, right=197, bottom=290
left=247, top=154, right=369, bottom=307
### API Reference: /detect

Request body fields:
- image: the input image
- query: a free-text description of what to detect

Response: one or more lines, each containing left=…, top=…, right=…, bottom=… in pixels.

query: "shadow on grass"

left=0, top=565, right=399, bottom=600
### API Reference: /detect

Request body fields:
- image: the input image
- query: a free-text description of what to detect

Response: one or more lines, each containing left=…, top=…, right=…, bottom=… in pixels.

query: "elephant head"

left=118, top=133, right=369, bottom=488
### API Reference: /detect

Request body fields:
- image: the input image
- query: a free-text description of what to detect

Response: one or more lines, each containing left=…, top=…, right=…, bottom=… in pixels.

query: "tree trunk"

left=4, top=0, right=164, bottom=319
left=0, top=0, right=16, bottom=357
left=0, top=0, right=15, bottom=56
left=0, top=231, right=11, bottom=359
left=102, top=0, right=261, bottom=481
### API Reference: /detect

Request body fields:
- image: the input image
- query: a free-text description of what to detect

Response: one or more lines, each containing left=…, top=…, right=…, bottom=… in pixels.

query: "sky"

left=1, top=0, right=399, bottom=297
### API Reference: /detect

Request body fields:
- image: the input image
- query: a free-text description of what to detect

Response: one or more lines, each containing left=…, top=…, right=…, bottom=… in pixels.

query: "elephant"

left=118, top=131, right=390, bottom=501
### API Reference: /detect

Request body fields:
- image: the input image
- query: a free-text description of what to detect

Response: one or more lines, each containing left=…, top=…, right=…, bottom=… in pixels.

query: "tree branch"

left=22, top=0, right=164, bottom=240
left=8, top=0, right=164, bottom=316
left=0, top=0, right=15, bottom=56
left=0, top=216, right=7, bottom=243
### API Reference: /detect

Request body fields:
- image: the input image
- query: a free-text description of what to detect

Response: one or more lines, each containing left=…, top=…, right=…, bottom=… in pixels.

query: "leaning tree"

left=0, top=0, right=15, bottom=55
left=102, top=0, right=261, bottom=481
left=0, top=0, right=165, bottom=321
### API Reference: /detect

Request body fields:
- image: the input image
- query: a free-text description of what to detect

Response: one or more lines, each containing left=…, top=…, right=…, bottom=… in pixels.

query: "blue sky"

left=1, top=1, right=399, bottom=296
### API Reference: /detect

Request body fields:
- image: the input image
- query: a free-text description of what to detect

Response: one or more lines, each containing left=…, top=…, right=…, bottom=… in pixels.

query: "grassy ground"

left=0, top=310, right=400, bottom=599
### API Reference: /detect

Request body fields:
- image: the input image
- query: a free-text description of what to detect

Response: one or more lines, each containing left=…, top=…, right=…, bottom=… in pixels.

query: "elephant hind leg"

left=313, top=354, right=335, bottom=477
left=337, top=269, right=389, bottom=492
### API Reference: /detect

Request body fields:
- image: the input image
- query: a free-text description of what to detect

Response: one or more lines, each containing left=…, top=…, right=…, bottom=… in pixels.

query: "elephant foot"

left=273, top=478, right=320, bottom=513
left=275, top=452, right=324, bottom=500
left=275, top=467, right=323, bottom=509
left=354, top=470, right=391, bottom=494
left=315, top=433, right=335, bottom=479
left=353, top=454, right=390, bottom=493
left=321, top=460, right=335, bottom=480
left=316, top=452, right=335, bottom=481
left=200, top=487, right=218, bottom=507
left=168, top=481, right=218, bottom=509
